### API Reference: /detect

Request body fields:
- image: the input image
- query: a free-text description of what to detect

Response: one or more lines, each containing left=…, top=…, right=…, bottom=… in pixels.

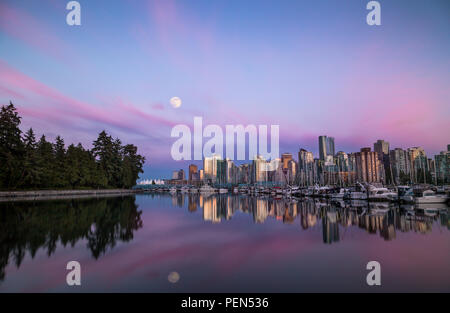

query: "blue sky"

left=0, top=0, right=449, bottom=179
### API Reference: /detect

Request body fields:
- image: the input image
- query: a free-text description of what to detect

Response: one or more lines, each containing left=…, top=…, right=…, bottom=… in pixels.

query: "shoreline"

left=0, top=189, right=137, bottom=200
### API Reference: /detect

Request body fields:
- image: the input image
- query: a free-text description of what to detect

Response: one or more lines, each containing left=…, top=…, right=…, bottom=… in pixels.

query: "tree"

left=35, top=135, right=55, bottom=188
left=22, top=128, right=39, bottom=188
left=53, top=136, right=67, bottom=187
left=121, top=144, right=145, bottom=188
left=0, top=102, right=24, bottom=189
left=92, top=131, right=124, bottom=188
left=1, top=106, right=146, bottom=190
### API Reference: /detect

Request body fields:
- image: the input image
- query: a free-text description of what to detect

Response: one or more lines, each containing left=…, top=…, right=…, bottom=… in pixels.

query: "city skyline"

left=0, top=0, right=449, bottom=179
left=151, top=135, right=449, bottom=186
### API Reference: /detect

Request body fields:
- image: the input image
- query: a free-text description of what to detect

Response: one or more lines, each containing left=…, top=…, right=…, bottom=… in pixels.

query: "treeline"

left=0, top=102, right=145, bottom=190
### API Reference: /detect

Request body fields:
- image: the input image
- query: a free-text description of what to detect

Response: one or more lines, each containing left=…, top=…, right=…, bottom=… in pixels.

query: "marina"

left=134, top=183, right=450, bottom=206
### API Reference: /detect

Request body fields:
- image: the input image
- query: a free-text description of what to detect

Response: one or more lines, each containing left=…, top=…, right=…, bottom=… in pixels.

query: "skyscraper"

left=252, top=155, right=268, bottom=183
left=435, top=150, right=449, bottom=184
left=326, top=137, right=335, bottom=157
left=298, top=148, right=315, bottom=186
left=318, top=136, right=335, bottom=160
left=374, top=140, right=390, bottom=157
left=319, top=136, right=327, bottom=160
left=355, top=148, right=382, bottom=183
left=390, top=148, right=410, bottom=184
left=188, top=164, right=198, bottom=182
left=408, top=147, right=428, bottom=183
left=281, top=153, right=293, bottom=169
left=203, top=154, right=221, bottom=182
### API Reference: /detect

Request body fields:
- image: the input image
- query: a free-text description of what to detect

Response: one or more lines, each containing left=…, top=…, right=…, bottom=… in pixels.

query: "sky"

left=0, top=0, right=449, bottom=179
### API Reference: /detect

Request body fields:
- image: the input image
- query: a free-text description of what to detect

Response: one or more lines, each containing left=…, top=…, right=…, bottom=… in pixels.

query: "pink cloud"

left=0, top=2, right=72, bottom=61
left=0, top=60, right=177, bottom=141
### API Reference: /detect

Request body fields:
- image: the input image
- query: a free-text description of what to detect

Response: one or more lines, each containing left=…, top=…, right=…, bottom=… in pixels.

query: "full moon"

left=170, top=97, right=182, bottom=108
left=168, top=271, right=180, bottom=283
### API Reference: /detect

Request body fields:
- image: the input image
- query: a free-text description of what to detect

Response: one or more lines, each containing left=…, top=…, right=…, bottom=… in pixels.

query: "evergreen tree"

left=1, top=105, right=145, bottom=190
left=36, top=135, right=54, bottom=188
left=121, top=144, right=145, bottom=188
left=0, top=102, right=24, bottom=189
left=22, top=128, right=39, bottom=188
left=53, top=136, right=67, bottom=187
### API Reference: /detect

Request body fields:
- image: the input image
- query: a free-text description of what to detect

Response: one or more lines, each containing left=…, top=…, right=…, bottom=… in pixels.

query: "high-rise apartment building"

left=281, top=153, right=293, bottom=170
left=298, top=149, right=315, bottom=186
left=188, top=164, right=198, bottom=182
left=434, top=149, right=449, bottom=184
left=390, top=148, right=410, bottom=184
left=374, top=140, right=390, bottom=157
left=318, top=136, right=335, bottom=161
left=252, top=155, right=268, bottom=183
left=355, top=148, right=381, bottom=183
left=203, top=154, right=222, bottom=182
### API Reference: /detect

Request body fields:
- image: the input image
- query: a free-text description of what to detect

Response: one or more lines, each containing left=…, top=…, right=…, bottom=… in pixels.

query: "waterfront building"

left=407, top=147, right=429, bottom=183
left=318, top=136, right=335, bottom=161
left=226, top=159, right=237, bottom=184
left=374, top=140, right=391, bottom=184
left=238, top=164, right=250, bottom=184
left=203, top=154, right=222, bottom=182
left=390, top=148, right=410, bottom=184
left=319, top=136, right=327, bottom=161
left=267, top=158, right=284, bottom=184
left=326, top=137, right=335, bottom=157
left=281, top=153, right=293, bottom=170
left=188, top=164, right=198, bottom=182
left=355, top=148, right=382, bottom=183
left=216, top=159, right=227, bottom=184
left=374, top=140, right=390, bottom=157
left=434, top=149, right=449, bottom=184
left=298, top=149, right=315, bottom=186
left=252, top=155, right=268, bottom=183
left=287, top=159, right=297, bottom=184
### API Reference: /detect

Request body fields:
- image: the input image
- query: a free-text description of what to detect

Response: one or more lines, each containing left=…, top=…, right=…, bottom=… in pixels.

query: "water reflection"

left=167, top=193, right=449, bottom=244
left=0, top=196, right=142, bottom=282
left=0, top=194, right=448, bottom=292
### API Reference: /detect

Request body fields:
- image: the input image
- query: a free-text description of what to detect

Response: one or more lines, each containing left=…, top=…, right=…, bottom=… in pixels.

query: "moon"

left=170, top=97, right=182, bottom=108
left=168, top=271, right=180, bottom=283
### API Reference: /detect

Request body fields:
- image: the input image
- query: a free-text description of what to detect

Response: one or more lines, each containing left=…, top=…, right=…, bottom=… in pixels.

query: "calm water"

left=0, top=194, right=449, bottom=292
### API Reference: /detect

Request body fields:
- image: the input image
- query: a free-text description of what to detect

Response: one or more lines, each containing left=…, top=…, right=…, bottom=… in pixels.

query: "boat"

left=169, top=187, right=177, bottom=194
left=199, top=185, right=216, bottom=194
left=397, top=186, right=414, bottom=203
left=180, top=186, right=189, bottom=193
left=330, top=188, right=347, bottom=199
left=368, top=187, right=397, bottom=201
left=189, top=187, right=198, bottom=193
left=415, top=190, right=448, bottom=204
left=218, top=188, right=228, bottom=194
left=347, top=183, right=368, bottom=200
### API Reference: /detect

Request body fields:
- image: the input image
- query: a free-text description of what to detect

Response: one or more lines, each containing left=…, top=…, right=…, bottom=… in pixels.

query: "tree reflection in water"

left=0, top=196, right=142, bottom=281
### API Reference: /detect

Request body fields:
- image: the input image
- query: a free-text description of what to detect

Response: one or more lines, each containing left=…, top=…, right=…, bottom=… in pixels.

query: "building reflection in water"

left=169, top=194, right=449, bottom=244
